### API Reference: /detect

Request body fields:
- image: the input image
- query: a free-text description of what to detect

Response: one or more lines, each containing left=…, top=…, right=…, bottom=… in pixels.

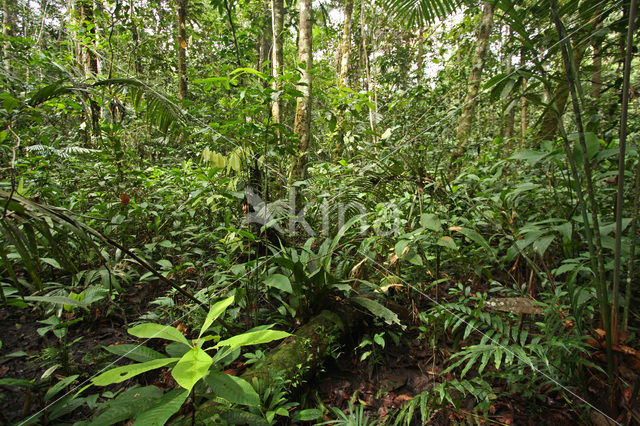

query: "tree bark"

left=77, top=0, right=98, bottom=76
left=270, top=0, right=284, bottom=126
left=333, top=0, right=354, bottom=159
left=257, top=0, right=272, bottom=74
left=360, top=0, right=376, bottom=140
left=289, top=0, right=313, bottom=183
left=176, top=0, right=188, bottom=100
left=129, top=0, right=143, bottom=75
left=536, top=45, right=586, bottom=141
left=521, top=53, right=527, bottom=139
left=2, top=0, right=14, bottom=73
left=454, top=1, right=494, bottom=149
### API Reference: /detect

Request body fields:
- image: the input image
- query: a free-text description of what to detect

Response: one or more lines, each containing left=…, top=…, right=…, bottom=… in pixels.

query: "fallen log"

left=172, top=310, right=347, bottom=424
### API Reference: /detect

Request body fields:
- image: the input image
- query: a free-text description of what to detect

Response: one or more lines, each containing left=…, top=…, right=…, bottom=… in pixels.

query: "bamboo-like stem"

left=550, top=0, right=612, bottom=382
left=617, top=0, right=638, bottom=332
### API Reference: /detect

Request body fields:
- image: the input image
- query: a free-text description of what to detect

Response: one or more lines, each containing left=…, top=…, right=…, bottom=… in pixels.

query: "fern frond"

left=93, top=78, right=185, bottom=134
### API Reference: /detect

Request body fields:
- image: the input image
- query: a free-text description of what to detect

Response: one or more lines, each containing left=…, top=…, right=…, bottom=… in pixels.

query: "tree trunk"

left=360, top=0, right=376, bottom=141
left=176, top=0, right=188, bottom=100
left=75, top=0, right=100, bottom=137
left=416, top=26, right=424, bottom=82
left=536, top=45, right=586, bottom=141
left=521, top=50, right=527, bottom=139
left=129, top=0, right=143, bottom=76
left=270, top=0, right=284, bottom=126
left=77, top=0, right=98, bottom=76
left=333, top=0, right=354, bottom=159
left=501, top=28, right=515, bottom=140
left=2, top=0, right=14, bottom=73
left=257, top=0, right=272, bottom=74
left=454, top=1, right=494, bottom=149
left=289, top=0, right=313, bottom=183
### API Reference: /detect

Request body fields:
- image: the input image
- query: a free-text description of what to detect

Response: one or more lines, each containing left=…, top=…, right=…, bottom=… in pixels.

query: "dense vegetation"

left=1, top=0, right=639, bottom=424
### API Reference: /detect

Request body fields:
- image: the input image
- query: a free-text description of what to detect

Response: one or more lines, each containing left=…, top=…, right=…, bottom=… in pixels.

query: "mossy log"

left=172, top=310, right=346, bottom=425
left=239, top=309, right=344, bottom=383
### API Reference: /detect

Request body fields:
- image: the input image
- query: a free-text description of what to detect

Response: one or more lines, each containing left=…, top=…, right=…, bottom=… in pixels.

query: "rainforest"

left=0, top=0, right=639, bottom=424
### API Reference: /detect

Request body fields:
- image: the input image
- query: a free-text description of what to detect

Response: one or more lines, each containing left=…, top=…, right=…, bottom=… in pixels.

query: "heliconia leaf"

left=437, top=236, right=458, bottom=251
left=351, top=296, right=401, bottom=326
left=214, top=329, right=290, bottom=351
left=264, top=274, right=293, bottom=294
left=92, top=358, right=178, bottom=386
left=103, top=344, right=167, bottom=363
left=205, top=372, right=260, bottom=407
left=132, top=389, right=189, bottom=426
left=128, top=323, right=191, bottom=346
left=44, top=375, right=78, bottom=402
left=420, top=213, right=441, bottom=231
left=199, top=295, right=235, bottom=338
left=25, top=295, right=86, bottom=308
left=171, top=347, right=212, bottom=391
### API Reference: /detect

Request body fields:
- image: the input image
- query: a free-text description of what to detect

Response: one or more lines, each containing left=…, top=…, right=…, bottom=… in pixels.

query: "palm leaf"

left=93, top=78, right=185, bottom=134
left=385, top=0, right=463, bottom=26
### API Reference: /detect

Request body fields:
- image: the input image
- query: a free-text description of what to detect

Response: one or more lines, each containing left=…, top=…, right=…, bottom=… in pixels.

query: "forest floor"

left=0, top=294, right=604, bottom=425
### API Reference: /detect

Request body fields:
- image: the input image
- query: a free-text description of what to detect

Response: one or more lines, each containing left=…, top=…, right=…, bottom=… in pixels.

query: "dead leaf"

left=350, top=258, right=367, bottom=279
left=486, top=297, right=544, bottom=314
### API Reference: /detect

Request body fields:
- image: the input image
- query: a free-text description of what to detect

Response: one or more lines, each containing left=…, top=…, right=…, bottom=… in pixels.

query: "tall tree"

left=454, top=1, right=494, bottom=147
left=2, top=0, right=14, bottom=73
left=129, top=0, right=143, bottom=76
left=257, top=0, right=272, bottom=73
left=333, top=0, right=354, bottom=158
left=76, top=0, right=98, bottom=76
left=270, top=0, right=284, bottom=126
left=289, top=0, right=313, bottom=182
left=176, top=0, right=188, bottom=100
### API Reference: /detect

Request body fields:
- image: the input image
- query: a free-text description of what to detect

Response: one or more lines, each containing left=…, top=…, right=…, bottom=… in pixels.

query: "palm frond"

left=385, top=0, right=464, bottom=27
left=0, top=190, right=204, bottom=308
left=93, top=78, right=185, bottom=134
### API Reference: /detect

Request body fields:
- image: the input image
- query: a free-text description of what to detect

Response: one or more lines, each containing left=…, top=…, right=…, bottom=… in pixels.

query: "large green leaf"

left=24, top=295, right=86, bottom=308
left=89, top=386, right=163, bottom=426
left=351, top=296, right=401, bottom=326
left=171, top=347, right=212, bottom=391
left=264, top=273, right=293, bottom=294
left=205, top=372, right=260, bottom=407
left=214, top=329, right=290, bottom=350
left=128, top=323, right=191, bottom=346
left=103, top=344, right=166, bottom=363
left=199, top=296, right=235, bottom=338
left=132, top=389, right=189, bottom=426
left=420, top=213, right=442, bottom=231
left=92, top=358, right=178, bottom=386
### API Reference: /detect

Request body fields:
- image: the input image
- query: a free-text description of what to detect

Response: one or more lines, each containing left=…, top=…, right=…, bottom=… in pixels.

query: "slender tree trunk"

left=333, top=0, right=354, bottom=159
left=502, top=28, right=515, bottom=140
left=176, top=0, right=188, bottom=100
left=536, top=46, right=586, bottom=141
left=270, top=0, right=284, bottom=126
left=416, top=26, right=424, bottom=82
left=129, top=0, right=142, bottom=75
left=360, top=0, right=375, bottom=141
left=2, top=0, right=13, bottom=73
left=76, top=0, right=100, bottom=137
left=521, top=72, right=527, bottom=138
left=289, top=0, right=313, bottom=183
left=77, top=0, right=98, bottom=76
left=454, top=1, right=494, bottom=149
left=588, top=20, right=603, bottom=135
left=258, top=0, right=272, bottom=74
